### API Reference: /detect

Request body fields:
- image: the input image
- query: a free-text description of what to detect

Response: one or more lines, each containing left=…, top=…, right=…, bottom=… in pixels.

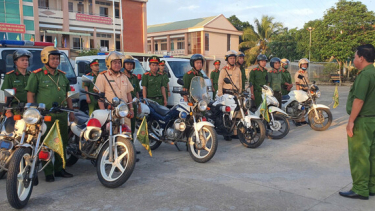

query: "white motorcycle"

left=251, top=85, right=290, bottom=139
left=282, top=74, right=332, bottom=131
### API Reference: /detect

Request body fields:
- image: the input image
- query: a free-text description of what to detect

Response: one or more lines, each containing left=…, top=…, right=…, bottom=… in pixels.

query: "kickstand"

left=175, top=143, right=181, bottom=151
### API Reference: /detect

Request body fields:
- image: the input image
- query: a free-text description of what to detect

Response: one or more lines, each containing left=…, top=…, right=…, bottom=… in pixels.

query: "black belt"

left=149, top=96, right=162, bottom=100
left=358, top=115, right=375, bottom=118
left=223, top=89, right=236, bottom=94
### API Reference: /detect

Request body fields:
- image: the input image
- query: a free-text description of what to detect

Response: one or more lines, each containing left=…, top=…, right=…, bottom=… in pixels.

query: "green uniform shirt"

left=127, top=73, right=141, bottom=98
left=158, top=71, right=169, bottom=88
left=268, top=69, right=283, bottom=92
left=210, top=69, right=220, bottom=90
left=238, top=63, right=247, bottom=90
left=1, top=68, right=31, bottom=105
left=141, top=71, right=164, bottom=98
left=83, top=72, right=98, bottom=104
left=183, top=69, right=204, bottom=91
left=249, top=66, right=268, bottom=92
left=346, top=64, right=375, bottom=116
left=25, top=66, right=71, bottom=110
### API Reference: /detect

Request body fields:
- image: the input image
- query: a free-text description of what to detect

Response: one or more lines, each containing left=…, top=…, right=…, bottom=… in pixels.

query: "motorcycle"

left=139, top=76, right=218, bottom=163
left=5, top=90, right=80, bottom=209
left=250, top=85, right=290, bottom=139
left=282, top=74, right=332, bottom=131
left=0, top=90, right=25, bottom=179
left=66, top=75, right=136, bottom=188
left=206, top=78, right=266, bottom=148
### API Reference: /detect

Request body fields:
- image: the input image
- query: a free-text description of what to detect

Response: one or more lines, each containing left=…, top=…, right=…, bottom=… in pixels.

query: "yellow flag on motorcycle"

left=260, top=94, right=270, bottom=122
left=43, top=120, right=66, bottom=169
left=137, top=117, right=152, bottom=157
left=333, top=84, right=339, bottom=109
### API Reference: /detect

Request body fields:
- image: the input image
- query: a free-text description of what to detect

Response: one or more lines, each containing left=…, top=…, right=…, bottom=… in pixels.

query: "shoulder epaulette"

left=100, top=70, right=107, bottom=75
left=86, top=72, right=92, bottom=76
left=57, top=69, right=66, bottom=74
left=133, top=74, right=137, bottom=77
left=6, top=70, right=15, bottom=75
left=187, top=71, right=192, bottom=75
left=158, top=72, right=164, bottom=75
left=144, top=72, right=151, bottom=75
left=252, top=68, right=259, bottom=71
left=33, top=68, right=42, bottom=73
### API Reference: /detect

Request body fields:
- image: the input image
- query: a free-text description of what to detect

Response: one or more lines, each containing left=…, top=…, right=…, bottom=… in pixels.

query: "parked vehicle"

left=281, top=74, right=332, bottom=131
left=206, top=78, right=266, bottom=148
left=138, top=76, right=218, bottom=163
left=66, top=75, right=136, bottom=188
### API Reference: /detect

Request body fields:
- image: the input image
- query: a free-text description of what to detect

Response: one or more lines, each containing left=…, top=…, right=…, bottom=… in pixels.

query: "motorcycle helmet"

left=298, top=58, right=309, bottom=69
left=41, top=46, right=61, bottom=64
left=13, top=49, right=32, bottom=61
left=270, top=57, right=281, bottom=68
left=225, top=50, right=237, bottom=61
left=256, top=54, right=268, bottom=62
left=105, top=51, right=123, bottom=69
left=280, top=58, right=290, bottom=65
left=123, top=55, right=135, bottom=69
left=190, top=54, right=205, bottom=69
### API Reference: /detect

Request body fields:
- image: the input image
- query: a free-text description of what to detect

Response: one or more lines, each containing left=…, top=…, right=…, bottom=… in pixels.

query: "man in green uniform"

left=182, top=54, right=204, bottom=102
left=1, top=49, right=32, bottom=116
left=210, top=60, right=221, bottom=100
left=84, top=59, right=100, bottom=115
left=267, top=57, right=282, bottom=107
left=26, top=46, right=75, bottom=182
left=237, top=51, right=247, bottom=90
left=158, top=60, right=170, bottom=101
left=280, top=58, right=293, bottom=96
left=249, top=54, right=268, bottom=108
left=142, top=55, right=167, bottom=106
left=340, top=44, right=375, bottom=200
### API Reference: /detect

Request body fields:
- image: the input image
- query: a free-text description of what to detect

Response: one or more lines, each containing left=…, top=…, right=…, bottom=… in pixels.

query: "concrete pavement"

left=1, top=85, right=374, bottom=210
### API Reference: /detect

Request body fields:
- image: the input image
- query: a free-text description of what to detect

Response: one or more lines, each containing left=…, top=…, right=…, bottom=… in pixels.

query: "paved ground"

left=1, top=85, right=375, bottom=210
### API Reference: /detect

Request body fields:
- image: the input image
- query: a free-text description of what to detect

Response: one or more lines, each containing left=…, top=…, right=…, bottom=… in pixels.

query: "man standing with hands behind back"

left=340, top=44, right=375, bottom=200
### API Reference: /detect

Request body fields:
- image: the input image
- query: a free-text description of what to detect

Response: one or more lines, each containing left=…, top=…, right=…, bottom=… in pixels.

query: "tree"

left=227, top=15, right=253, bottom=52
left=240, top=15, right=284, bottom=65
left=294, top=19, right=322, bottom=61
left=268, top=28, right=302, bottom=61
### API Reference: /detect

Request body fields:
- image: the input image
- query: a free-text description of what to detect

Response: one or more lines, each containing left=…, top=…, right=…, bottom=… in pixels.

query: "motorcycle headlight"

left=115, top=103, right=129, bottom=118
left=23, top=108, right=41, bottom=124
left=266, top=96, right=279, bottom=107
left=315, top=90, right=321, bottom=98
left=198, top=100, right=208, bottom=111
left=243, top=98, right=251, bottom=110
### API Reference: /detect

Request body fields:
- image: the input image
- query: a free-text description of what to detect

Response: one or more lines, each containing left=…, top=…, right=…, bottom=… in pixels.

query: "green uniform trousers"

left=348, top=117, right=375, bottom=197
left=149, top=97, right=163, bottom=105
left=254, top=90, right=263, bottom=108
left=130, top=103, right=138, bottom=141
left=88, top=101, right=99, bottom=116
left=43, top=112, right=69, bottom=176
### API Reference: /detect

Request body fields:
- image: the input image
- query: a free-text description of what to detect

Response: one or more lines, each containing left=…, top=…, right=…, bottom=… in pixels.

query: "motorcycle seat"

left=148, top=101, right=170, bottom=116
left=282, top=95, right=290, bottom=100
left=74, top=113, right=89, bottom=125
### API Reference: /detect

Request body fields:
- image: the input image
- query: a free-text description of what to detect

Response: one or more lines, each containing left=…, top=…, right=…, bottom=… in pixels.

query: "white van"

left=74, top=55, right=145, bottom=112
left=144, top=58, right=213, bottom=107
left=0, top=40, right=78, bottom=105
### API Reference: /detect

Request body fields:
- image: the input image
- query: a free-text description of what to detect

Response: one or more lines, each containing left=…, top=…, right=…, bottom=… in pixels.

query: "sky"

left=147, top=0, right=375, bottom=29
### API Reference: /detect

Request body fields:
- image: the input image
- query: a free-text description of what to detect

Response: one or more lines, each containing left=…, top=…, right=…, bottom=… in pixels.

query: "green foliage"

left=323, top=63, right=339, bottom=75
left=78, top=49, right=100, bottom=56
left=227, top=15, right=254, bottom=52
left=268, top=28, right=302, bottom=61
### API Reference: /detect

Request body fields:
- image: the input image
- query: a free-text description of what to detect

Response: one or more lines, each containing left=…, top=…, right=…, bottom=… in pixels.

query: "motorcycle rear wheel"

left=238, top=119, right=266, bottom=148
left=148, top=121, right=162, bottom=150
left=97, top=137, right=136, bottom=188
left=66, top=133, right=79, bottom=167
left=266, top=113, right=290, bottom=139
left=6, top=148, right=34, bottom=209
left=308, top=108, right=332, bottom=131
left=188, top=126, right=218, bottom=163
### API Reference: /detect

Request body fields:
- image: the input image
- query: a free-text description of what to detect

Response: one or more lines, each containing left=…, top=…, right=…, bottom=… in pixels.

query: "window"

left=205, top=33, right=209, bottom=51
left=227, top=34, right=231, bottom=51
left=40, top=35, right=52, bottom=42
left=73, top=37, right=82, bottom=49
left=188, top=32, right=201, bottom=54
left=38, top=0, right=49, bottom=9
left=106, top=34, right=111, bottom=38
left=77, top=2, right=84, bottom=14
left=171, top=41, right=174, bottom=51
left=116, top=41, right=121, bottom=51
left=154, top=43, right=158, bottom=51
left=100, top=7, right=108, bottom=17
left=24, top=20, right=34, bottom=31
left=89, top=4, right=93, bottom=15
left=100, top=40, right=109, bottom=50
left=177, top=38, right=185, bottom=50
left=160, top=39, right=167, bottom=51
left=90, top=39, right=94, bottom=49
left=115, top=9, right=119, bottom=18
left=147, top=40, right=151, bottom=52
left=68, top=2, right=73, bottom=12
left=23, top=5, right=34, bottom=16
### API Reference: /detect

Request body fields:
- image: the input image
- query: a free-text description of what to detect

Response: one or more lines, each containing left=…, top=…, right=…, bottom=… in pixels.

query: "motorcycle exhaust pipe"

left=149, top=133, right=160, bottom=141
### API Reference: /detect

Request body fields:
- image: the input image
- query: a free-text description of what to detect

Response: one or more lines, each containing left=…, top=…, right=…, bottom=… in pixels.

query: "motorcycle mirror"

left=112, top=97, right=120, bottom=107
left=67, top=91, right=80, bottom=99
left=298, top=74, right=304, bottom=79
left=82, top=75, right=94, bottom=84
left=224, top=78, right=231, bottom=84
left=312, top=80, right=316, bottom=84
left=177, top=78, right=184, bottom=86
left=4, top=89, right=15, bottom=97
left=132, top=98, right=139, bottom=104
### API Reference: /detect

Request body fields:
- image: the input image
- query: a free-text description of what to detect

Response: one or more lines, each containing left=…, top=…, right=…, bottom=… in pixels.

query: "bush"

left=78, top=49, right=100, bottom=56
left=323, top=63, right=338, bottom=75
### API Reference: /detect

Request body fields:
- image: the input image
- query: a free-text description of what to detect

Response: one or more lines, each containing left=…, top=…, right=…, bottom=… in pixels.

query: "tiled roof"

left=147, top=16, right=217, bottom=33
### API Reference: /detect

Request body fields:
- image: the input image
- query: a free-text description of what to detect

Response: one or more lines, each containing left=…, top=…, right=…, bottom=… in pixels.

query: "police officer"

left=84, top=59, right=100, bottom=115
left=210, top=60, right=221, bottom=100
left=1, top=50, right=32, bottom=116
left=295, top=58, right=310, bottom=91
left=267, top=57, right=282, bottom=107
left=142, top=55, right=167, bottom=106
left=280, top=58, right=293, bottom=95
left=95, top=52, right=134, bottom=127
left=217, top=50, right=242, bottom=96
left=339, top=44, right=375, bottom=200
left=159, top=60, right=170, bottom=101
left=182, top=54, right=205, bottom=102
left=236, top=51, right=247, bottom=90
left=249, top=54, right=268, bottom=108
left=25, top=46, right=75, bottom=182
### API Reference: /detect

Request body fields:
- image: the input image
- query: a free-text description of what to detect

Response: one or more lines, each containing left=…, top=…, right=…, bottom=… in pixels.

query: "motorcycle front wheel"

left=188, top=126, right=218, bottom=163
left=148, top=121, right=162, bottom=150
left=308, top=108, right=332, bottom=131
left=6, top=148, right=34, bottom=209
left=265, top=113, right=290, bottom=139
left=66, top=133, right=79, bottom=167
left=97, top=137, right=136, bottom=188
left=238, top=119, right=266, bottom=148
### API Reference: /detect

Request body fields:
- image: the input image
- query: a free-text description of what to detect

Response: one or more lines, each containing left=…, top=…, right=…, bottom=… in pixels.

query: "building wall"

left=122, top=0, right=145, bottom=52
left=207, top=32, right=227, bottom=58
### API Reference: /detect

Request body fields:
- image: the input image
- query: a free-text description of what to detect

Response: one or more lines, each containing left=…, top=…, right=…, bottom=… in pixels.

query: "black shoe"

left=301, top=121, right=308, bottom=125
left=55, top=169, right=73, bottom=178
left=231, top=135, right=239, bottom=139
left=136, top=151, right=141, bottom=154
left=295, top=122, right=302, bottom=127
left=370, top=192, right=375, bottom=196
left=224, top=136, right=232, bottom=141
left=45, top=175, right=55, bottom=182
left=339, top=190, right=368, bottom=200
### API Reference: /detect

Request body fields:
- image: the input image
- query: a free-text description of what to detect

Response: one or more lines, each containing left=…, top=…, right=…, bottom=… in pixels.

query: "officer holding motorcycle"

left=159, top=60, right=170, bottom=100
left=25, top=46, right=75, bottom=182
left=182, top=54, right=205, bottom=102
left=217, top=50, right=242, bottom=96
left=236, top=51, right=247, bottom=90
left=1, top=50, right=32, bottom=116
left=280, top=58, right=293, bottom=95
left=84, top=59, right=100, bottom=115
left=267, top=57, right=282, bottom=107
left=249, top=54, right=268, bottom=107
left=295, top=58, right=310, bottom=91
left=210, top=60, right=221, bottom=100
left=142, top=55, right=167, bottom=106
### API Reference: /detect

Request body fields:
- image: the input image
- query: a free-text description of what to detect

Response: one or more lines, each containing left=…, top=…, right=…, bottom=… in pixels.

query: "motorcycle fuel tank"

left=91, top=110, right=110, bottom=126
left=288, top=90, right=309, bottom=102
left=212, top=94, right=237, bottom=111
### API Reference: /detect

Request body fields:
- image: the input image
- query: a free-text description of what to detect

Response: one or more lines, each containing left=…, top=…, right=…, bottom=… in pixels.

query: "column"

left=167, top=35, right=170, bottom=52
left=201, top=31, right=205, bottom=55
left=92, top=0, right=96, bottom=15
left=33, top=0, right=40, bottom=41
left=184, top=33, right=188, bottom=55
left=151, top=37, right=154, bottom=53
left=62, top=0, right=70, bottom=48
left=93, top=27, right=97, bottom=49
